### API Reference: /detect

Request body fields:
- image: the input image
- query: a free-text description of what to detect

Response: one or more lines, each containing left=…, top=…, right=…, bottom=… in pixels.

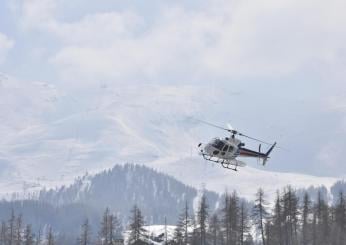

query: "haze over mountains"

left=0, top=163, right=344, bottom=241
left=0, top=165, right=218, bottom=239
left=0, top=73, right=341, bottom=200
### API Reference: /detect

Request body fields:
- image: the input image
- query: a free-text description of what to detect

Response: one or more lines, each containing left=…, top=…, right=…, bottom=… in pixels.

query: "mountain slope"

left=38, top=164, right=219, bottom=224
left=0, top=73, right=340, bottom=200
left=0, top=164, right=219, bottom=244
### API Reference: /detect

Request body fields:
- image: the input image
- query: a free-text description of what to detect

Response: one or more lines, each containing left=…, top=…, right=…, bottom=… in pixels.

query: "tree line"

left=1, top=185, right=346, bottom=245
left=171, top=186, right=346, bottom=245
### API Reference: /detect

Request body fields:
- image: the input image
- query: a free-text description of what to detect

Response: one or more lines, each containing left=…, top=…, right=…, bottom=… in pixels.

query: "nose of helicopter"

left=203, top=144, right=214, bottom=155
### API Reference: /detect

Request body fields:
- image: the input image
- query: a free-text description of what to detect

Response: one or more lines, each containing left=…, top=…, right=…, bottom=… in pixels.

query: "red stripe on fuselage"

left=239, top=148, right=266, bottom=158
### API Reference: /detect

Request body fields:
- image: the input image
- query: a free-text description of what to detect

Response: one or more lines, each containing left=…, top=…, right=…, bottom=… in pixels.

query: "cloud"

left=5, top=0, right=346, bottom=176
left=0, top=33, right=14, bottom=64
left=16, top=0, right=57, bottom=30
left=12, top=0, right=346, bottom=83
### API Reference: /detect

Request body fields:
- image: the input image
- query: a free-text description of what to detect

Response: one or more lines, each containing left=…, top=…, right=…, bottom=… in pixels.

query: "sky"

left=0, top=0, right=346, bottom=181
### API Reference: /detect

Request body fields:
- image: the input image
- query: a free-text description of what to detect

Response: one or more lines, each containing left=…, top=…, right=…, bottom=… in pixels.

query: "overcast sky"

left=1, top=0, right=346, bottom=177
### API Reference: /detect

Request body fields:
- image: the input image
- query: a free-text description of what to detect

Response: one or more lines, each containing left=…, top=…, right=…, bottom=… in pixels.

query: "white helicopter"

left=197, top=120, right=276, bottom=171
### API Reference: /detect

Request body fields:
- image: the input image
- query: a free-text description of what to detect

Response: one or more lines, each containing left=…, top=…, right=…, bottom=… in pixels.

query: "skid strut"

left=201, top=153, right=239, bottom=171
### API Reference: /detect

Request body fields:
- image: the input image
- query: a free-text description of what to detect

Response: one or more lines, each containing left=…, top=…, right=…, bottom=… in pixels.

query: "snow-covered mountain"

left=0, top=73, right=339, bottom=200
left=0, top=164, right=219, bottom=244
left=38, top=164, right=219, bottom=224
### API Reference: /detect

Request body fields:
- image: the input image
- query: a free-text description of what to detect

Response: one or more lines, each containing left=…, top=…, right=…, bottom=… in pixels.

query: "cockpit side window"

left=222, top=145, right=229, bottom=152
left=212, top=139, right=225, bottom=150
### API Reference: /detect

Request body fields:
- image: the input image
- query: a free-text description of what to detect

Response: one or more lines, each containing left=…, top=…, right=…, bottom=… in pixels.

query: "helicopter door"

left=221, top=144, right=229, bottom=156
left=228, top=145, right=234, bottom=153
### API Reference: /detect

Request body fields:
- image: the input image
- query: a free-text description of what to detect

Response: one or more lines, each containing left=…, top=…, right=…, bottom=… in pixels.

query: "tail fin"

left=263, top=142, right=277, bottom=166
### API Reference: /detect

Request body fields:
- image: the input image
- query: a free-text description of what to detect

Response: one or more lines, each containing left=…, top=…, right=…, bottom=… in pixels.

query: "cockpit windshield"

left=211, top=139, right=225, bottom=150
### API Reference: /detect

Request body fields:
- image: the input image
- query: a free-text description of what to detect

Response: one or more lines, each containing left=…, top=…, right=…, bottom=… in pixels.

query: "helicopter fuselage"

left=198, top=135, right=276, bottom=170
left=196, top=119, right=277, bottom=171
left=201, top=137, right=240, bottom=161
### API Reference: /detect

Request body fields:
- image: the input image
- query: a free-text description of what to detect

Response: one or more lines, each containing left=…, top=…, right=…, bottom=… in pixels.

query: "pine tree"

left=334, top=191, right=346, bottom=245
left=8, top=209, right=16, bottom=245
left=99, top=208, right=110, bottom=245
left=314, top=191, right=330, bottom=245
left=14, top=214, right=23, bottom=245
left=301, top=192, right=311, bottom=245
left=229, top=191, right=239, bottom=244
left=197, top=193, right=209, bottom=245
left=108, top=214, right=120, bottom=244
left=24, top=224, right=34, bottom=245
left=190, top=217, right=199, bottom=245
left=183, top=201, right=190, bottom=245
left=99, top=208, right=121, bottom=245
left=174, top=202, right=190, bottom=245
left=209, top=213, right=221, bottom=245
left=312, top=210, right=317, bottom=245
left=46, top=226, right=54, bottom=245
left=243, top=234, right=254, bottom=245
left=281, top=186, right=299, bottom=245
left=239, top=201, right=250, bottom=245
left=271, top=192, right=283, bottom=245
left=221, top=192, right=230, bottom=245
left=128, top=205, right=146, bottom=244
left=174, top=219, right=184, bottom=245
left=0, top=221, right=8, bottom=244
left=78, top=218, right=92, bottom=245
left=252, top=188, right=269, bottom=245
left=35, top=226, right=42, bottom=245
left=264, top=221, right=273, bottom=245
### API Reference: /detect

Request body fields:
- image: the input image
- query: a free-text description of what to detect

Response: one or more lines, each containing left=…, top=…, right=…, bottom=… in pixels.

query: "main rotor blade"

left=238, top=133, right=273, bottom=146
left=196, top=119, right=232, bottom=132
left=195, top=118, right=274, bottom=146
left=227, top=123, right=234, bottom=131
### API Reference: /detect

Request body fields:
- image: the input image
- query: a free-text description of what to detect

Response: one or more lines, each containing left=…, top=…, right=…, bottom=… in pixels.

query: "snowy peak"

left=38, top=164, right=219, bottom=224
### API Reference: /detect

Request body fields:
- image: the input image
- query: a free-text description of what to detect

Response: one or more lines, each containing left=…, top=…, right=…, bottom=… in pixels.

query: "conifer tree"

left=282, top=186, right=299, bottom=245
left=99, top=208, right=110, bottom=245
left=312, top=210, right=317, bottom=245
left=221, top=192, right=230, bottom=245
left=8, top=209, right=16, bottom=245
left=24, top=224, right=34, bottom=245
left=78, top=218, right=92, bottom=245
left=46, top=226, right=54, bottom=245
left=190, top=217, right=199, bottom=245
left=334, top=191, right=346, bottom=245
left=197, top=193, right=209, bottom=245
left=35, top=226, right=42, bottom=245
left=243, top=234, right=254, bottom=245
left=271, top=192, right=283, bottom=245
left=208, top=213, right=221, bottom=245
left=239, top=201, right=250, bottom=245
left=301, top=192, right=311, bottom=245
left=174, top=201, right=190, bottom=245
left=229, top=191, right=239, bottom=244
left=174, top=219, right=184, bottom=245
left=108, top=214, right=120, bottom=244
left=314, top=191, right=330, bottom=245
left=99, top=208, right=121, bottom=245
left=14, top=214, right=23, bottom=245
left=0, top=221, right=8, bottom=244
left=128, top=205, right=146, bottom=244
left=183, top=201, right=190, bottom=245
left=252, top=188, right=268, bottom=245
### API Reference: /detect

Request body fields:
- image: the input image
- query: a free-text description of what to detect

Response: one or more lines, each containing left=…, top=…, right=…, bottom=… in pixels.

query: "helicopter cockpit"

left=211, top=138, right=225, bottom=150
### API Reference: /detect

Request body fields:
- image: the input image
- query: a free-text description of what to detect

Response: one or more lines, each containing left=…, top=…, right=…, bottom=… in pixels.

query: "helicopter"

left=197, top=120, right=276, bottom=171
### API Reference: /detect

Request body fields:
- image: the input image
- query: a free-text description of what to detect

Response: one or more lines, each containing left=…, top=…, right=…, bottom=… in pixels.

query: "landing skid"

left=201, top=153, right=246, bottom=171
